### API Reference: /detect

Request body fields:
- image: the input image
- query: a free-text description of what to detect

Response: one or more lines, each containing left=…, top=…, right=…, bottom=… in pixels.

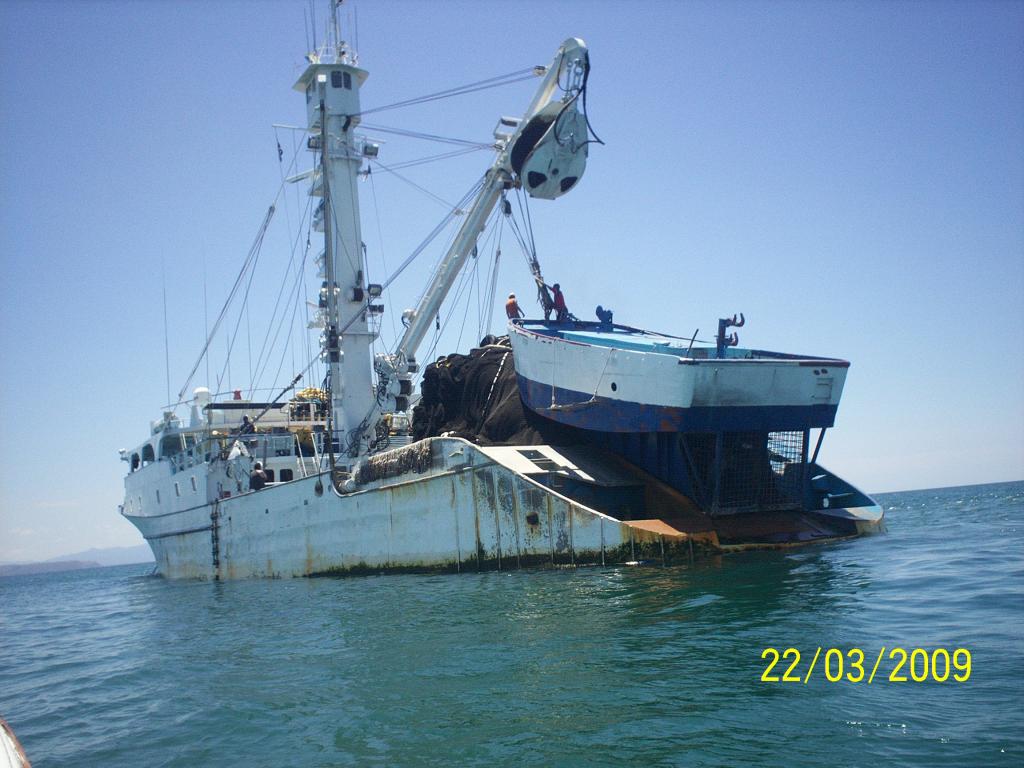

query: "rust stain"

left=625, top=519, right=690, bottom=537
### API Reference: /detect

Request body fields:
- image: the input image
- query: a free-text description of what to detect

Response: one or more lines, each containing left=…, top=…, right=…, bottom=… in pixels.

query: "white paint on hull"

left=123, top=438, right=684, bottom=579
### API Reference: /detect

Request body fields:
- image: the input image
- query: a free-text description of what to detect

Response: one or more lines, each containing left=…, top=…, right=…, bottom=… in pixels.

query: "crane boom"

left=394, top=37, right=589, bottom=361
left=362, top=38, right=592, bottom=455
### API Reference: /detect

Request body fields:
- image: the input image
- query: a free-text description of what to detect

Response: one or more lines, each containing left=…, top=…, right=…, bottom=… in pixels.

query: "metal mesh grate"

left=681, top=430, right=806, bottom=514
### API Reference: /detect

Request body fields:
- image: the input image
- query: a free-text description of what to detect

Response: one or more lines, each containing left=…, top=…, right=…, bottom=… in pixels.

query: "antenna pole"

left=161, top=257, right=171, bottom=407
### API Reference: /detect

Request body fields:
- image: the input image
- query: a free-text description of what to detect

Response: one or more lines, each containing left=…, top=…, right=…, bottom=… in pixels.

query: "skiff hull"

left=509, top=321, right=848, bottom=432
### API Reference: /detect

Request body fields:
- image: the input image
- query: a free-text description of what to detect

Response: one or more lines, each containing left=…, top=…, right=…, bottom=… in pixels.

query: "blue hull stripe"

left=516, top=375, right=838, bottom=432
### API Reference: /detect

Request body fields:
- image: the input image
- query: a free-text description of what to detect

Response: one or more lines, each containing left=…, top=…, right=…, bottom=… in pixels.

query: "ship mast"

left=294, top=4, right=375, bottom=461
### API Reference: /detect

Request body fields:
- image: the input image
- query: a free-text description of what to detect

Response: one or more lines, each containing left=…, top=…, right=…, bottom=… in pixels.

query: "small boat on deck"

left=510, top=319, right=847, bottom=433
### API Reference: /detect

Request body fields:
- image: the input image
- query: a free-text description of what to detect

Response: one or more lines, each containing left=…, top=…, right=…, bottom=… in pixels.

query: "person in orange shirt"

left=505, top=293, right=524, bottom=319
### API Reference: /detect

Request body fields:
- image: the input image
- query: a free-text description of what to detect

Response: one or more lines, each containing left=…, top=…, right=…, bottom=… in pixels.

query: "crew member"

left=250, top=461, right=268, bottom=491
left=505, top=293, right=524, bottom=319
left=549, top=283, right=568, bottom=321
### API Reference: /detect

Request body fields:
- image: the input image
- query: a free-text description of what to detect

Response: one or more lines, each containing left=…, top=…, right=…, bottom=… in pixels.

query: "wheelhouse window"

left=330, top=70, right=352, bottom=90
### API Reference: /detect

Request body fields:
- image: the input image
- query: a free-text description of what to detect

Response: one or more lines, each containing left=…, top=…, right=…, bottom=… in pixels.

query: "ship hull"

left=124, top=438, right=883, bottom=580
left=125, top=438, right=704, bottom=579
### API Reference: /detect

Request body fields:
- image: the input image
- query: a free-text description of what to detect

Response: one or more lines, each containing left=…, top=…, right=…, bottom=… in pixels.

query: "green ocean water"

left=2, top=481, right=1021, bottom=767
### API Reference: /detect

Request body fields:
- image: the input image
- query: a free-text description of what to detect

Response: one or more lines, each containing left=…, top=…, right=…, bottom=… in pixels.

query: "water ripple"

left=1, top=481, right=1022, bottom=766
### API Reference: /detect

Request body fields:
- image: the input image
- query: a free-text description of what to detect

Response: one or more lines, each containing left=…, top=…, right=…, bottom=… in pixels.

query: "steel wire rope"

left=175, top=134, right=310, bottom=404
left=515, top=186, right=538, bottom=264
left=267, top=251, right=315, bottom=399
left=455, top=242, right=481, bottom=352
left=473, top=214, right=502, bottom=337
left=177, top=204, right=275, bottom=405
left=248, top=139, right=312, bottom=392
left=245, top=300, right=254, bottom=396
left=482, top=215, right=505, bottom=335
left=554, top=49, right=604, bottom=150
left=354, top=68, right=537, bottom=118
left=217, top=218, right=269, bottom=396
left=422, top=206, right=500, bottom=361
left=368, top=172, right=398, bottom=343
left=365, top=158, right=464, bottom=210
left=504, top=204, right=537, bottom=271
left=333, top=175, right=486, bottom=339
left=215, top=229, right=265, bottom=396
left=360, top=145, right=490, bottom=172
left=251, top=194, right=316, bottom=394
left=358, top=123, right=492, bottom=148
left=273, top=124, right=306, bottom=383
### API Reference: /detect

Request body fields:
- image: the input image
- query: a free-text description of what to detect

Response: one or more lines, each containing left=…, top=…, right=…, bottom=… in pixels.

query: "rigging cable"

left=482, top=214, right=504, bottom=336
left=359, top=145, right=489, bottom=173
left=354, top=68, right=538, bottom=118
left=251, top=193, right=316, bottom=394
left=215, top=222, right=266, bottom=397
left=358, top=123, right=491, bottom=148
left=368, top=172, right=398, bottom=342
left=366, top=158, right=466, bottom=211
left=249, top=130, right=311, bottom=395
left=176, top=204, right=275, bottom=404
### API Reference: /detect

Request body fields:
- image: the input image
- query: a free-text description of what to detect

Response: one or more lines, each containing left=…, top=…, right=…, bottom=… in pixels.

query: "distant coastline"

left=0, top=560, right=103, bottom=577
left=0, top=543, right=154, bottom=577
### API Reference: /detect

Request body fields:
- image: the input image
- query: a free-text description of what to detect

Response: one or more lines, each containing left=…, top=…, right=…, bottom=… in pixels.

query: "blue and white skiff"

left=510, top=319, right=847, bottom=432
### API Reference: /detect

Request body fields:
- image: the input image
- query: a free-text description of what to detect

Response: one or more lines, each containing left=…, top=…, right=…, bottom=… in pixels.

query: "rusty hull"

left=130, top=438, right=878, bottom=579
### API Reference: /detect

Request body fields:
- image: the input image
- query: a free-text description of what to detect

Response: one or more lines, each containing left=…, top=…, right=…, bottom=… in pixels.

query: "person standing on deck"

left=505, top=293, right=524, bottom=319
left=547, top=283, right=569, bottom=321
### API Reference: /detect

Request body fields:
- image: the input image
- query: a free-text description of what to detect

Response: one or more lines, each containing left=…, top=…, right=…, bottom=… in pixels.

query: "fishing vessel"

left=120, top=8, right=883, bottom=579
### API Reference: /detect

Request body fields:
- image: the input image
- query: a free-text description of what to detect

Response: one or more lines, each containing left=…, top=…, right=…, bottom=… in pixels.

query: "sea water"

left=1, top=481, right=1021, bottom=767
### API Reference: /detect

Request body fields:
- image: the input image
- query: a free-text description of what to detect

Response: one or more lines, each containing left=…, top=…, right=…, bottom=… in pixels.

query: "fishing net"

left=411, top=336, right=578, bottom=446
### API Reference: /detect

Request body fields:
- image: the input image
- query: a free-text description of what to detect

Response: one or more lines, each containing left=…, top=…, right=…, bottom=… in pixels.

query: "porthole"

left=610, top=382, right=618, bottom=392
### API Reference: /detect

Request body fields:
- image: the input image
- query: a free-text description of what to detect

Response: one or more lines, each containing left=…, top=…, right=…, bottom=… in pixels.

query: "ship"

left=120, top=8, right=883, bottom=580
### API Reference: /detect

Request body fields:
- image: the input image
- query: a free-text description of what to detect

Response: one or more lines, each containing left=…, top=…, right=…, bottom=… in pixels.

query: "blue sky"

left=1, top=0, right=1021, bottom=562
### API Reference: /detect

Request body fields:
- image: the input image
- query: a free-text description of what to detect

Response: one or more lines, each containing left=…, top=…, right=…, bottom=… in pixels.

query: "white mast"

left=294, top=9, right=375, bottom=460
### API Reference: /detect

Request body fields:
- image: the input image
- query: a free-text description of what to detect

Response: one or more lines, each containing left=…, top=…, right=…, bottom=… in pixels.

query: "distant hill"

left=0, top=560, right=102, bottom=577
left=49, top=544, right=154, bottom=567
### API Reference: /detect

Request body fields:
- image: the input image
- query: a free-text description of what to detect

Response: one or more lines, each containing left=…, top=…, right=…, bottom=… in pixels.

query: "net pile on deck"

left=412, top=337, right=576, bottom=446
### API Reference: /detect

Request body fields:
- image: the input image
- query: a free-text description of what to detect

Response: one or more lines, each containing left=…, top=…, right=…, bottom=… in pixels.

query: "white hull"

left=124, top=438, right=716, bottom=579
